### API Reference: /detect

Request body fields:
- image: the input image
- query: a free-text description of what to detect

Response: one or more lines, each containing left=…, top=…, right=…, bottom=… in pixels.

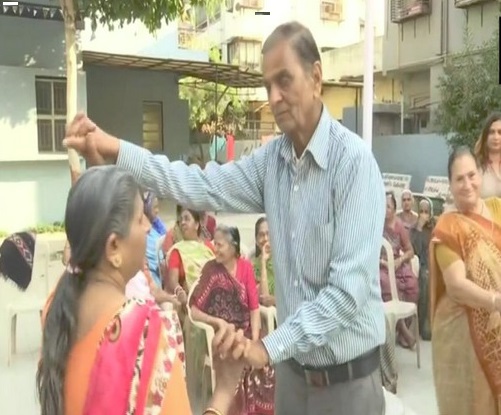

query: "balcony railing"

left=391, top=0, right=431, bottom=23
left=320, top=0, right=343, bottom=22
left=454, top=0, right=491, bottom=8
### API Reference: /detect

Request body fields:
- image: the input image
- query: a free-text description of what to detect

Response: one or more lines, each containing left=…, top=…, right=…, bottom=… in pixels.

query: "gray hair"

left=262, top=21, right=321, bottom=70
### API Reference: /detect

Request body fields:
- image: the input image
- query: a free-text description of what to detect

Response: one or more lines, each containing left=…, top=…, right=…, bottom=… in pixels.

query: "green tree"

left=60, top=0, right=222, bottom=173
left=179, top=46, right=248, bottom=135
left=434, top=30, right=501, bottom=150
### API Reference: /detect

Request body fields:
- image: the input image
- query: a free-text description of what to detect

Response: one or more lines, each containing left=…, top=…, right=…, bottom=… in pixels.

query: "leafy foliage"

left=75, top=0, right=222, bottom=32
left=435, top=30, right=501, bottom=149
left=28, top=223, right=66, bottom=234
left=179, top=46, right=249, bottom=134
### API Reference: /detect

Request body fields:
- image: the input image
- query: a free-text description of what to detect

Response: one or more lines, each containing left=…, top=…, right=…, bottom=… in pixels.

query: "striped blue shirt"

left=117, top=107, right=386, bottom=367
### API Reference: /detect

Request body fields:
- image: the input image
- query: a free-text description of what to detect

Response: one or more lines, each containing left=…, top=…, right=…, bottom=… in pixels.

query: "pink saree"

left=81, top=299, right=189, bottom=415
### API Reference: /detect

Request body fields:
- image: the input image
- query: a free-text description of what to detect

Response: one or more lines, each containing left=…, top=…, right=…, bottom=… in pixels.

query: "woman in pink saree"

left=37, top=167, right=247, bottom=415
left=190, top=225, right=275, bottom=415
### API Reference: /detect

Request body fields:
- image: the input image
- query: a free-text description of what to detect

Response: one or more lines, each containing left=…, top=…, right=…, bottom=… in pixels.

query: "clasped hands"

left=212, top=318, right=270, bottom=370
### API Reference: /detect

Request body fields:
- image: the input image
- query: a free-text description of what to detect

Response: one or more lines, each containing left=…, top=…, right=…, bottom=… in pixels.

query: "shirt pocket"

left=301, top=220, right=335, bottom=286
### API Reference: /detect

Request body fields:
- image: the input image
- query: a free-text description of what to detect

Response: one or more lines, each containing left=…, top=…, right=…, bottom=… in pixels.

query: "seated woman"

left=37, top=166, right=245, bottom=415
left=201, top=211, right=217, bottom=240
left=163, top=205, right=215, bottom=253
left=252, top=217, right=275, bottom=307
left=380, top=191, right=418, bottom=348
left=190, top=225, right=275, bottom=415
left=409, top=198, right=436, bottom=341
left=165, top=207, right=215, bottom=303
left=143, top=191, right=166, bottom=286
left=397, top=189, right=418, bottom=230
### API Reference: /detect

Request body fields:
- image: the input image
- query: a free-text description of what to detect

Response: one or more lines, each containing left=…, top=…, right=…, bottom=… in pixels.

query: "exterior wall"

left=323, top=36, right=384, bottom=81
left=0, top=9, right=87, bottom=232
left=182, top=133, right=449, bottom=193
left=0, top=160, right=85, bottom=233
left=80, top=19, right=208, bottom=62
left=372, top=134, right=449, bottom=191
left=383, top=0, right=498, bottom=73
left=0, top=6, right=199, bottom=232
left=196, top=0, right=386, bottom=59
left=0, top=15, right=87, bottom=162
left=323, top=75, right=399, bottom=121
left=85, top=65, right=190, bottom=160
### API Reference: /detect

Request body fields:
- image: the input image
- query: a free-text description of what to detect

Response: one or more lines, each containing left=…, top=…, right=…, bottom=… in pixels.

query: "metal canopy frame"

left=82, top=51, right=263, bottom=88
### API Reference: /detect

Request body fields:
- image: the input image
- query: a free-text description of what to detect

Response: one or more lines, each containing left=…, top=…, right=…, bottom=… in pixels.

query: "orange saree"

left=429, top=197, right=501, bottom=415
left=43, top=298, right=191, bottom=415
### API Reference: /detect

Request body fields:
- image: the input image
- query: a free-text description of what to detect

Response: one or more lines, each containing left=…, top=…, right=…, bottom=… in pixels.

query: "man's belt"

left=288, top=347, right=380, bottom=387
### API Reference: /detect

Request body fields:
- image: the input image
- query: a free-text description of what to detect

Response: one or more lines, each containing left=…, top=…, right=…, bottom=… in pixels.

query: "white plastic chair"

left=0, top=239, right=50, bottom=366
left=382, top=237, right=421, bottom=369
left=411, top=255, right=420, bottom=279
left=186, top=278, right=216, bottom=392
left=260, top=305, right=276, bottom=334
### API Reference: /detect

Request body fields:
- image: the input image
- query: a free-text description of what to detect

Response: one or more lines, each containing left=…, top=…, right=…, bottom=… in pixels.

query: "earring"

left=113, top=256, right=122, bottom=269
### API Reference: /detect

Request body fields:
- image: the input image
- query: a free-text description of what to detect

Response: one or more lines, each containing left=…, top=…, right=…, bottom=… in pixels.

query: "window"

left=35, top=78, right=67, bottom=153
left=320, top=0, right=343, bottom=21
left=227, top=39, right=262, bottom=71
left=142, top=102, right=163, bottom=151
left=390, top=0, right=431, bottom=23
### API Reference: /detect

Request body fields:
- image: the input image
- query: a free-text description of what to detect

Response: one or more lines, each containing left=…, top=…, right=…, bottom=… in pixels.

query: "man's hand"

left=63, top=113, right=120, bottom=165
left=149, top=282, right=180, bottom=308
left=242, top=340, right=270, bottom=369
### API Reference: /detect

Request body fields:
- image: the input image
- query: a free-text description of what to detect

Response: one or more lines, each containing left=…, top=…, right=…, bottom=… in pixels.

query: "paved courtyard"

left=0, top=210, right=438, bottom=414
left=0, top=326, right=437, bottom=414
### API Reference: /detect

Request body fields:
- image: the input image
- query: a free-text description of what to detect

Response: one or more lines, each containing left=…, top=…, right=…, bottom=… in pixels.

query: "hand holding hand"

left=149, top=282, right=180, bottom=308
left=63, top=113, right=120, bottom=166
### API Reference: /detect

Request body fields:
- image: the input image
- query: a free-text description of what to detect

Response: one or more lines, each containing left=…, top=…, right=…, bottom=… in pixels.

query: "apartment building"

left=382, top=0, right=498, bottom=133
left=180, top=0, right=388, bottom=132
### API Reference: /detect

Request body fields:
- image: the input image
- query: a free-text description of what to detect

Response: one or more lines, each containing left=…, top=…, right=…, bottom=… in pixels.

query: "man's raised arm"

left=117, top=140, right=267, bottom=214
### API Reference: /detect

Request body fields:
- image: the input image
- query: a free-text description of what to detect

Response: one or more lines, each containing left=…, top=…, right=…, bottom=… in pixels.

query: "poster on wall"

left=423, top=176, right=454, bottom=209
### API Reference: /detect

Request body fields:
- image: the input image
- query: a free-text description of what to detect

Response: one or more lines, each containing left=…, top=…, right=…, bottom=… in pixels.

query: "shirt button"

left=293, top=185, right=299, bottom=192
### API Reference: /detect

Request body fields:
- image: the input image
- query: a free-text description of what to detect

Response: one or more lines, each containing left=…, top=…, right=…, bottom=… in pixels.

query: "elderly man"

left=64, top=21, right=386, bottom=415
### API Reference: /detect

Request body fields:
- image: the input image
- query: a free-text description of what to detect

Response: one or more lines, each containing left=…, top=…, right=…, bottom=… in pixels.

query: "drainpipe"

left=400, top=86, right=404, bottom=134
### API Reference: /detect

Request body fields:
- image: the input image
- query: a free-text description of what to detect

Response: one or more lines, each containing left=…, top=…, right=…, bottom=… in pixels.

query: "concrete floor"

left=0, top=333, right=437, bottom=414
left=0, top=210, right=438, bottom=414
